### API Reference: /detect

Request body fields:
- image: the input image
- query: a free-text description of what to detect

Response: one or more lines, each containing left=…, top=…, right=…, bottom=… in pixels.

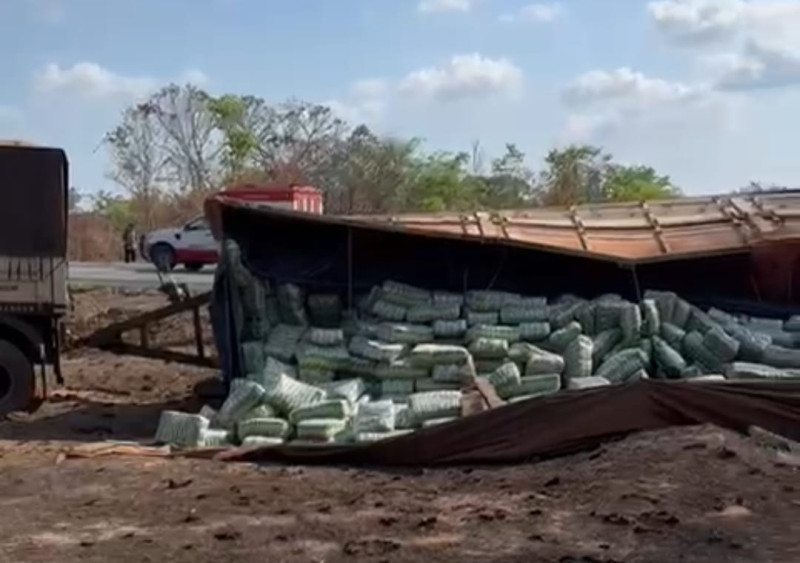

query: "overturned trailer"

left=193, top=192, right=800, bottom=465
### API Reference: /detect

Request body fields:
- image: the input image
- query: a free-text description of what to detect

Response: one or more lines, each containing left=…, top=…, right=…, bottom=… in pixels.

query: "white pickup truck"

left=142, top=217, right=220, bottom=272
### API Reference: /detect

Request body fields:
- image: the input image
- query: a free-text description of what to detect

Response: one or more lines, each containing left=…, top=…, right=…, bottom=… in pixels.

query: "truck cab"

left=0, top=143, right=68, bottom=415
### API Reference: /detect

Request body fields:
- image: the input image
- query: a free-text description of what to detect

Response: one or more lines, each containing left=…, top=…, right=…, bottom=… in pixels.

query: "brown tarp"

left=219, top=380, right=800, bottom=467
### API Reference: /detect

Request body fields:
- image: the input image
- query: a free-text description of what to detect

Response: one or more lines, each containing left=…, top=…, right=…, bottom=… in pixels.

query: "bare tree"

left=141, top=84, right=221, bottom=192
left=104, top=106, right=168, bottom=229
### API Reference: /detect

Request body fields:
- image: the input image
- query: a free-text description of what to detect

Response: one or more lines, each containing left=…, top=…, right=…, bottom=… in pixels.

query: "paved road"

left=69, top=262, right=215, bottom=291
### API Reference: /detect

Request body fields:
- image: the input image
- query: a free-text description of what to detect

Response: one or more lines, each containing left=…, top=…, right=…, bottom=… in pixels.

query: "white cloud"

left=499, top=3, right=563, bottom=24
left=417, top=0, right=473, bottom=13
left=560, top=67, right=717, bottom=139
left=325, top=78, right=389, bottom=125
left=177, top=69, right=209, bottom=87
left=715, top=41, right=800, bottom=89
left=33, top=62, right=156, bottom=98
left=398, top=53, right=524, bottom=101
left=351, top=79, right=388, bottom=99
left=563, top=67, right=703, bottom=106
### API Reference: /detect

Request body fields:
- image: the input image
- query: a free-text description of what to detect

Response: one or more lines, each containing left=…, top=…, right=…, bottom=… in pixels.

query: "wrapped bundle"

left=380, top=378, right=415, bottom=396
left=354, top=400, right=396, bottom=433
left=289, top=400, right=353, bottom=424
left=199, top=429, right=232, bottom=448
left=465, top=310, right=499, bottom=326
left=320, top=378, right=366, bottom=404
left=381, top=280, right=431, bottom=307
left=469, top=338, right=509, bottom=359
left=506, top=374, right=561, bottom=398
left=500, top=303, right=549, bottom=324
left=465, top=290, right=520, bottom=312
left=545, top=321, right=582, bottom=353
left=594, top=348, right=647, bottom=383
left=217, top=380, right=266, bottom=428
left=155, top=411, right=210, bottom=447
left=295, top=419, right=348, bottom=442
left=307, top=293, right=342, bottom=327
left=407, top=303, right=461, bottom=323
left=563, top=335, right=593, bottom=380
left=568, top=376, right=611, bottom=390
left=518, top=322, right=551, bottom=342
left=375, top=323, right=434, bottom=344
left=725, top=324, right=771, bottom=362
left=415, top=378, right=460, bottom=392
left=660, top=323, right=686, bottom=351
left=261, top=373, right=326, bottom=415
left=592, top=329, right=622, bottom=365
left=264, top=324, right=306, bottom=363
left=242, top=436, right=284, bottom=448
left=433, top=319, right=468, bottom=339
left=487, top=362, right=522, bottom=396
left=277, top=283, right=308, bottom=326
left=466, top=325, right=520, bottom=343
left=349, top=336, right=406, bottom=363
left=236, top=417, right=290, bottom=440
left=652, top=335, right=686, bottom=378
left=371, top=299, right=407, bottom=322
left=703, top=326, right=740, bottom=363
left=526, top=348, right=565, bottom=375
left=295, top=343, right=350, bottom=371
left=408, top=390, right=462, bottom=423
left=307, top=327, right=345, bottom=347
left=433, top=291, right=464, bottom=307
left=408, top=344, right=471, bottom=367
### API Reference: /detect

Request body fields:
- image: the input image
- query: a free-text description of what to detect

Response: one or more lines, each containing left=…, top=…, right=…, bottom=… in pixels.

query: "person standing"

left=123, top=223, right=137, bottom=263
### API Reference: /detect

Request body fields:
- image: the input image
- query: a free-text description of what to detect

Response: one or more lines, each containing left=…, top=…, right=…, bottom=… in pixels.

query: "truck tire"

left=150, top=243, right=176, bottom=272
left=0, top=340, right=35, bottom=416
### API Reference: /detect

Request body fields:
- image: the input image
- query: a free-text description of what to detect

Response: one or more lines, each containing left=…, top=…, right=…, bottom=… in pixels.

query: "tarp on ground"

left=219, top=380, right=800, bottom=466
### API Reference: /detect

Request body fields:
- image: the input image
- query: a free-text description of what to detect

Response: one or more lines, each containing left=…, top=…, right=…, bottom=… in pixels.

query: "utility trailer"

left=0, top=143, right=68, bottom=415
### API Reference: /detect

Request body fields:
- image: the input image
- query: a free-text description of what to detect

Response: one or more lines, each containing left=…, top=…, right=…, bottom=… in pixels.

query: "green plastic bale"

left=355, top=430, right=414, bottom=443
left=345, top=356, right=378, bottom=377
left=354, top=400, right=396, bottom=432
left=508, top=342, right=540, bottom=364
left=236, top=417, right=290, bottom=440
left=320, top=378, right=365, bottom=404
left=570, top=302, right=593, bottom=336
left=639, top=338, right=653, bottom=368
left=469, top=338, right=510, bottom=359
left=408, top=344, right=471, bottom=367
left=380, top=378, right=415, bottom=396
left=685, top=308, right=718, bottom=334
left=744, top=326, right=797, bottom=349
left=307, top=327, right=345, bottom=347
left=619, top=304, right=643, bottom=345
left=289, top=400, right=353, bottom=424
left=487, top=362, right=522, bottom=394
left=371, top=299, right=408, bottom=322
left=652, top=335, right=687, bottom=379
left=238, top=404, right=277, bottom=422
left=375, top=323, right=434, bottom=344
left=297, top=367, right=336, bottom=384
left=762, top=345, right=800, bottom=369
left=198, top=429, right=233, bottom=448
left=784, top=315, right=800, bottom=332
left=276, top=283, right=308, bottom=326
left=644, top=290, right=677, bottom=325
left=703, top=326, right=740, bottom=363
left=724, top=362, right=799, bottom=380
left=594, top=348, right=647, bottom=383
left=295, top=418, right=349, bottom=442
left=681, top=331, right=721, bottom=372
left=421, top=417, right=458, bottom=428
left=241, top=436, right=284, bottom=448
left=660, top=322, right=687, bottom=352
left=374, top=360, right=429, bottom=380
left=628, top=368, right=650, bottom=382
left=296, top=343, right=351, bottom=371
left=563, top=335, right=593, bottom=380
left=475, top=359, right=508, bottom=373
left=243, top=317, right=271, bottom=341
left=406, top=303, right=461, bottom=323
left=544, top=321, right=582, bottom=353
left=680, top=364, right=705, bottom=379
left=592, top=329, right=622, bottom=365
left=381, top=280, right=432, bottom=307
left=261, top=373, right=326, bottom=415
left=307, top=293, right=343, bottom=328
left=155, top=411, right=210, bottom=447
left=408, top=390, right=462, bottom=422
left=519, top=322, right=551, bottom=342
left=465, top=310, right=500, bottom=326
left=433, top=291, right=464, bottom=308
left=506, top=373, right=561, bottom=399
left=217, top=380, right=266, bottom=428
left=670, top=299, right=692, bottom=329
left=640, top=300, right=660, bottom=337
left=500, top=304, right=549, bottom=324
left=725, top=324, right=771, bottom=362
left=594, top=302, right=623, bottom=334
left=567, top=376, right=611, bottom=390
left=433, top=319, right=468, bottom=339
left=415, top=378, right=461, bottom=392
left=432, top=361, right=476, bottom=383
left=526, top=348, right=565, bottom=375
left=550, top=301, right=584, bottom=330
left=465, top=290, right=520, bottom=312
left=708, top=307, right=738, bottom=326
left=241, top=341, right=266, bottom=375
left=349, top=336, right=406, bottom=363
left=466, top=325, right=520, bottom=343
left=394, top=404, right=416, bottom=429
left=264, top=324, right=306, bottom=363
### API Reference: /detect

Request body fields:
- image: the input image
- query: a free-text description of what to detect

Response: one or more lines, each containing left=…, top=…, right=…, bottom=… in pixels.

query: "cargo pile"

left=154, top=241, right=800, bottom=449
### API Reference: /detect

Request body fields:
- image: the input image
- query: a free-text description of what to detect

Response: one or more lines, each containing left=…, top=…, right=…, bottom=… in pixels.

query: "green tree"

left=604, top=165, right=680, bottom=202
left=539, top=144, right=612, bottom=206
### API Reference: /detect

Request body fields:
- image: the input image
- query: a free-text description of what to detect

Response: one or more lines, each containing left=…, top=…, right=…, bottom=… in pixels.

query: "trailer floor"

left=0, top=289, right=796, bottom=563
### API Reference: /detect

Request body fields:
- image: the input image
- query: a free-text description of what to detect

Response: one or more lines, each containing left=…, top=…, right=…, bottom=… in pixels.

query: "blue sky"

left=2, top=0, right=800, bottom=196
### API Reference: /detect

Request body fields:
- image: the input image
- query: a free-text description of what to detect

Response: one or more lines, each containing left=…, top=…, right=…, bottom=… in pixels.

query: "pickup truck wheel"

left=0, top=340, right=35, bottom=416
left=184, top=262, right=204, bottom=272
left=150, top=244, right=176, bottom=272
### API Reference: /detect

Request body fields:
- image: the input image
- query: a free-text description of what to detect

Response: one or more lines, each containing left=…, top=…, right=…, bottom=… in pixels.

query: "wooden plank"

left=84, top=291, right=211, bottom=347
left=98, top=342, right=217, bottom=369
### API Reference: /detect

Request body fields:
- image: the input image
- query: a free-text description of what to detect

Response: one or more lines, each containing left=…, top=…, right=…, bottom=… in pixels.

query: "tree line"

left=85, top=83, right=682, bottom=234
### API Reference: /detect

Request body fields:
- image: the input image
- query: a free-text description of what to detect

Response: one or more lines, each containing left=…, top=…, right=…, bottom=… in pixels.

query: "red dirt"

left=0, top=290, right=797, bottom=562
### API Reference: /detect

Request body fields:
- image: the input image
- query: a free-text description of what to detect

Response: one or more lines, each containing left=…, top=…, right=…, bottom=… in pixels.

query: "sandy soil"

left=0, top=289, right=797, bottom=563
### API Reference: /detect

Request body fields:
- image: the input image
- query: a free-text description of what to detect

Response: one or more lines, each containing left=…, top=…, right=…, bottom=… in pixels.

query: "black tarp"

left=0, top=146, right=68, bottom=257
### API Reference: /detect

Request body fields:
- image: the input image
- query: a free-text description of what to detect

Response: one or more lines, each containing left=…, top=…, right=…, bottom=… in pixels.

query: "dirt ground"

left=0, top=289, right=797, bottom=563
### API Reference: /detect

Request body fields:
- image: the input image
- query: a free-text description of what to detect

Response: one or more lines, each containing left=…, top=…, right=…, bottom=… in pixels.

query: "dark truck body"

left=0, top=144, right=69, bottom=413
